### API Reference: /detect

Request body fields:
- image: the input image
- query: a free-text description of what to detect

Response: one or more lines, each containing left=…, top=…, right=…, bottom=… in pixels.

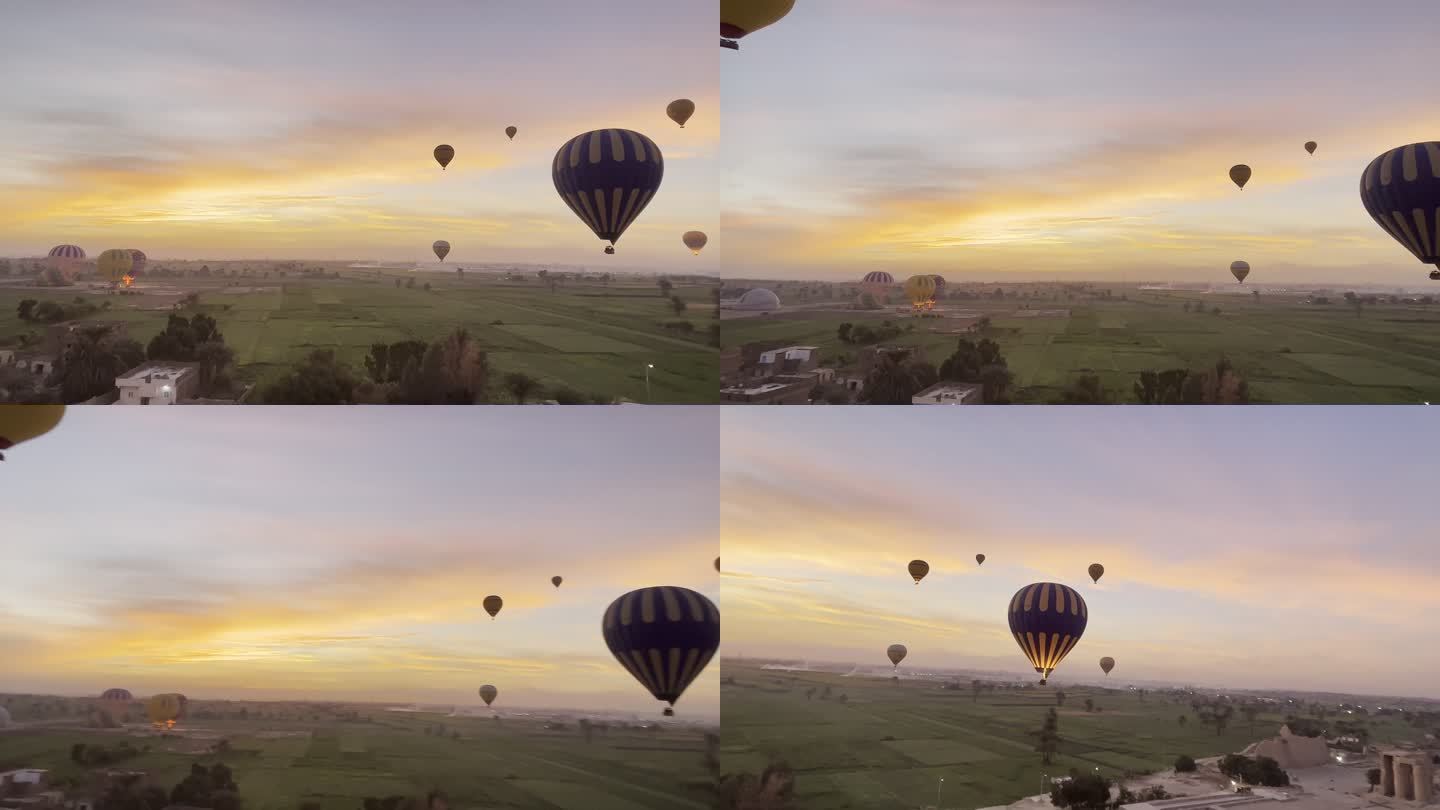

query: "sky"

left=0, top=1, right=717, bottom=272
left=722, top=0, right=1440, bottom=283
left=722, top=407, right=1440, bottom=700
left=0, top=406, right=719, bottom=719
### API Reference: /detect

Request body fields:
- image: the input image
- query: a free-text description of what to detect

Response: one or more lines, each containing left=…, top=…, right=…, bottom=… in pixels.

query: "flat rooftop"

left=117, top=363, right=194, bottom=384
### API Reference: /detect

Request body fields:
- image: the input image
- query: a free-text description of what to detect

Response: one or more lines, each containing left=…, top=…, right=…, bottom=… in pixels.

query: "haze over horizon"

left=0, top=407, right=719, bottom=719
left=0, top=1, right=718, bottom=272
left=721, top=407, right=1440, bottom=700
left=722, top=0, right=1440, bottom=284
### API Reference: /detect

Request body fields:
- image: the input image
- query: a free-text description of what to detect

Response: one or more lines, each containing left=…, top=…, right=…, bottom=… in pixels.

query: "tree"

left=837, top=323, right=853, bottom=343
left=16, top=299, right=37, bottom=321
left=1367, top=768, right=1381, bottom=792
left=1056, top=690, right=1067, bottom=707
left=505, top=372, right=540, bottom=404
left=718, top=761, right=796, bottom=810
left=261, top=350, right=359, bottom=404
left=1036, top=707, right=1059, bottom=765
left=1178, top=714, right=1187, bottom=727
left=857, top=350, right=922, bottom=404
left=671, top=295, right=688, bottom=315
left=703, top=731, right=720, bottom=780
left=972, top=679, right=982, bottom=703
left=1084, top=698, right=1095, bottom=713
left=392, top=329, right=491, bottom=404
left=1175, top=754, right=1196, bottom=772
left=1049, top=771, right=1109, bottom=810
left=658, top=277, right=674, bottom=297
left=1058, top=374, right=1109, bottom=404
left=54, top=326, right=127, bottom=403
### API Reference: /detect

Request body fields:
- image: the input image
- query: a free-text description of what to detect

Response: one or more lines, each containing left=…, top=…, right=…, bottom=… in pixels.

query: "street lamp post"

left=645, top=363, right=654, bottom=402
left=937, top=777, right=944, bottom=807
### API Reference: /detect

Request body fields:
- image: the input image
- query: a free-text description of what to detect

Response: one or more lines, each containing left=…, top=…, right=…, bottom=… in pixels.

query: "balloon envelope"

left=667, top=99, right=696, bottom=128
left=683, top=231, right=708, bottom=254
left=721, top=0, right=796, bottom=41
left=552, top=576, right=563, bottom=588
left=97, top=248, right=133, bottom=283
left=907, top=559, right=929, bottom=584
left=483, top=595, right=503, bottom=618
left=505, top=126, right=517, bottom=140
left=1305, top=141, right=1317, bottom=155
left=47, top=245, right=86, bottom=280
left=146, top=694, right=183, bottom=725
left=886, top=644, right=907, bottom=667
left=126, top=249, right=147, bottom=278
left=1008, top=582, right=1088, bottom=684
left=552, top=129, right=664, bottom=251
left=1087, top=563, right=1105, bottom=583
left=479, top=685, right=498, bottom=706
left=602, top=586, right=719, bottom=716
left=1230, top=260, right=1250, bottom=283
left=1359, top=142, right=1440, bottom=270
left=904, top=274, right=937, bottom=304
left=0, top=405, right=65, bottom=456
left=975, top=554, right=985, bottom=565
left=1100, top=656, right=1115, bottom=675
left=434, top=144, right=454, bottom=169
left=1229, top=164, right=1251, bottom=189
left=433, top=240, right=450, bottom=261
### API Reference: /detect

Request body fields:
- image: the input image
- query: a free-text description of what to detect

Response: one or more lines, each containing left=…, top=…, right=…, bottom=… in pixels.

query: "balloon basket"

left=721, top=39, right=738, bottom=50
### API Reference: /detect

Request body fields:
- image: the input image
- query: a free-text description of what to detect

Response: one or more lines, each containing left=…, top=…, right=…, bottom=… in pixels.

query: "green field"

left=0, top=701, right=715, bottom=810
left=0, top=269, right=718, bottom=403
left=720, top=286, right=1440, bottom=403
left=721, top=662, right=1420, bottom=810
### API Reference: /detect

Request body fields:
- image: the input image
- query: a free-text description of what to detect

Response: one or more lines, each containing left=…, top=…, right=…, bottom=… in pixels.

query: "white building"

left=0, top=768, right=48, bottom=785
left=116, top=363, right=196, bottom=405
left=912, top=382, right=984, bottom=405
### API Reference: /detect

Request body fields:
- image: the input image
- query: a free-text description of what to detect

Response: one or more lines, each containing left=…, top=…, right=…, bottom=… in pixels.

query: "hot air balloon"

left=975, top=554, right=986, bottom=566
left=0, top=405, right=65, bottom=460
left=1087, top=563, right=1104, bottom=584
left=97, top=248, right=133, bottom=284
left=126, top=249, right=147, bottom=278
left=479, top=685, right=498, bottom=707
left=433, top=240, right=450, bottom=262
left=434, top=144, right=455, bottom=170
left=505, top=126, right=517, bottom=141
left=1230, top=260, right=1250, bottom=283
left=683, top=231, right=708, bottom=255
left=907, top=559, right=929, bottom=585
left=483, top=595, right=503, bottom=619
left=904, top=274, right=937, bottom=307
left=715, top=556, right=720, bottom=572
left=602, top=586, right=719, bottom=716
left=860, top=271, right=893, bottom=303
left=552, top=129, right=663, bottom=254
left=886, top=644, right=907, bottom=669
left=1099, top=656, right=1115, bottom=675
left=1229, top=164, right=1251, bottom=190
left=1359, top=142, right=1440, bottom=279
left=146, top=694, right=183, bottom=728
left=721, top=0, right=796, bottom=50
left=98, top=688, right=133, bottom=724
left=667, top=99, right=696, bottom=128
left=550, top=576, right=563, bottom=589
left=47, top=245, right=86, bottom=280
left=1305, top=141, right=1317, bottom=156
left=1008, top=582, right=1088, bottom=684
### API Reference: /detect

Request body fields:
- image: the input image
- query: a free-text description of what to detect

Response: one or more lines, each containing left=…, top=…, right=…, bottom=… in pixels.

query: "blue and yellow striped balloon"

left=1007, top=582, right=1087, bottom=684
left=1360, top=142, right=1440, bottom=274
left=552, top=129, right=664, bottom=254
left=602, top=586, right=718, bottom=716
